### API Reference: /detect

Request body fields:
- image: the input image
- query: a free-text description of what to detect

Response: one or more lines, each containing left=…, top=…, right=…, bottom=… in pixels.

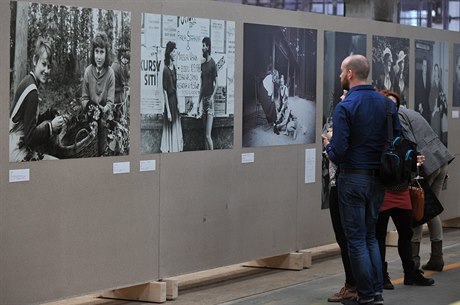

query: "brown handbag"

left=409, top=179, right=425, bottom=222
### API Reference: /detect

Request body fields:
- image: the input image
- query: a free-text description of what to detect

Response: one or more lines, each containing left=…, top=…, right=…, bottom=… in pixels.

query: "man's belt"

left=340, top=168, right=380, bottom=176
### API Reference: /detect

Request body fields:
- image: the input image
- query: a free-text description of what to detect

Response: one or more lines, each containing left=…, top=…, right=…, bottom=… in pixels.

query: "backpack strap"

left=385, top=97, right=394, bottom=144
left=405, top=149, right=414, bottom=161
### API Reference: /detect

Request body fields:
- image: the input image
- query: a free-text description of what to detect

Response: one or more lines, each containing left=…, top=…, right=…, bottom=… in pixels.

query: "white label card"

left=241, top=153, right=255, bottom=163
left=113, top=162, right=130, bottom=174
left=304, top=148, right=316, bottom=184
left=9, top=169, right=30, bottom=182
left=140, top=160, right=156, bottom=172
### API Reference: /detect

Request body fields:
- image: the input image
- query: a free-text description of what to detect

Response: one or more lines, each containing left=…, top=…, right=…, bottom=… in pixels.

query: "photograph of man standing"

left=198, top=36, right=218, bottom=150
left=322, top=55, right=401, bottom=305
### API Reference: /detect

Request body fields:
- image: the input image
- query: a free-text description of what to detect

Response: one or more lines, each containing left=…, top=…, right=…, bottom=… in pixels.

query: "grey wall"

left=1, top=1, right=459, bottom=304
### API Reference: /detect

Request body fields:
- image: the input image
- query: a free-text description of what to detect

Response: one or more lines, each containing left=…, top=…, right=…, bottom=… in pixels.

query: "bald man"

left=323, top=55, right=401, bottom=305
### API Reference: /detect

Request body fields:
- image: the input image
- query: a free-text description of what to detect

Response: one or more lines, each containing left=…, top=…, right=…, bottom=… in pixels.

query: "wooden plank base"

left=100, top=282, right=166, bottom=303
left=43, top=243, right=344, bottom=304
left=244, top=252, right=304, bottom=270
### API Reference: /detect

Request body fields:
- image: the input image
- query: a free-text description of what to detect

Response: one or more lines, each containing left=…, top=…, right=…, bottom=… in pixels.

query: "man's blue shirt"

left=325, top=85, right=401, bottom=169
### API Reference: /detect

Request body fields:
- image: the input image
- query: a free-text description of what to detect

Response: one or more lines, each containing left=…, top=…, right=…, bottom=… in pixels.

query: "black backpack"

left=380, top=136, right=416, bottom=187
left=380, top=99, right=417, bottom=187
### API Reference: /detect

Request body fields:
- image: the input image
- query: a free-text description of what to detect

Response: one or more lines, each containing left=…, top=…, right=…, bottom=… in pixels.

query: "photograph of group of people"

left=140, top=14, right=235, bottom=153
left=372, top=35, right=410, bottom=107
left=242, top=23, right=317, bottom=147
left=415, top=40, right=449, bottom=146
left=9, top=2, right=131, bottom=162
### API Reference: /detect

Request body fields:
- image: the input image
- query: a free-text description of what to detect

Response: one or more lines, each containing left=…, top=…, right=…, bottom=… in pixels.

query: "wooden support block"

left=101, top=282, right=166, bottom=303
left=442, top=217, right=460, bottom=228
left=298, top=250, right=312, bottom=268
left=244, top=252, right=304, bottom=270
left=162, top=278, right=178, bottom=300
left=386, top=230, right=398, bottom=247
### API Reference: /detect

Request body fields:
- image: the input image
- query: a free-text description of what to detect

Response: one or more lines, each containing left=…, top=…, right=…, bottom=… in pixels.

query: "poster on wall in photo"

left=140, top=14, right=235, bottom=153
left=321, top=31, right=366, bottom=209
left=242, top=23, right=317, bottom=147
left=9, top=1, right=131, bottom=162
left=414, top=39, right=449, bottom=147
left=372, top=35, right=409, bottom=108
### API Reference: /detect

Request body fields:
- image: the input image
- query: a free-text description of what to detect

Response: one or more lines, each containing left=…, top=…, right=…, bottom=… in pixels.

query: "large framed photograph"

left=321, top=31, right=366, bottom=209
left=242, top=23, right=317, bottom=147
left=9, top=1, right=131, bottom=161
left=414, top=39, right=449, bottom=146
left=140, top=14, right=235, bottom=153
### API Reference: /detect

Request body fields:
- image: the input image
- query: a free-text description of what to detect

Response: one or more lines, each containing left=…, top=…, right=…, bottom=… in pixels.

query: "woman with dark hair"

left=376, top=90, right=434, bottom=290
left=9, top=37, right=65, bottom=161
left=81, top=31, right=115, bottom=156
left=160, top=41, right=183, bottom=152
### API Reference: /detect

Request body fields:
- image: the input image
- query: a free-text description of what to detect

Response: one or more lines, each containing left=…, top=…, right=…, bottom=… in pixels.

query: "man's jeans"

left=338, top=173, right=384, bottom=302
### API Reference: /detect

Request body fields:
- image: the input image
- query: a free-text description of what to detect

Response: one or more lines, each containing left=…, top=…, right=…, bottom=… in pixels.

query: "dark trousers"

left=329, top=186, right=356, bottom=286
left=376, top=208, right=415, bottom=274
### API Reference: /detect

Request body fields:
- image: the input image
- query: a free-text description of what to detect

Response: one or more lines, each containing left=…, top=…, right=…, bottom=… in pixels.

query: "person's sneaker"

left=374, top=294, right=384, bottom=305
left=340, top=298, right=374, bottom=305
left=328, top=286, right=347, bottom=302
left=404, top=269, right=435, bottom=286
left=382, top=275, right=394, bottom=290
left=382, top=262, right=394, bottom=290
left=328, top=284, right=357, bottom=302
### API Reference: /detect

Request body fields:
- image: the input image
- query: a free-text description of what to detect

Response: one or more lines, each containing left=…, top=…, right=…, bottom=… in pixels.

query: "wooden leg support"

left=298, top=250, right=312, bottom=268
left=244, top=252, right=304, bottom=270
left=386, top=230, right=398, bottom=247
left=163, top=279, right=178, bottom=300
left=100, top=282, right=166, bottom=303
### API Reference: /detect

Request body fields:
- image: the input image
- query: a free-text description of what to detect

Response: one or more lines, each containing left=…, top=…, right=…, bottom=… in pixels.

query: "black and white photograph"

left=9, top=2, right=131, bottom=162
left=140, top=14, right=235, bottom=153
left=321, top=31, right=366, bottom=209
left=242, top=23, right=317, bottom=147
left=372, top=35, right=409, bottom=107
left=414, top=39, right=449, bottom=146
left=453, top=43, right=460, bottom=107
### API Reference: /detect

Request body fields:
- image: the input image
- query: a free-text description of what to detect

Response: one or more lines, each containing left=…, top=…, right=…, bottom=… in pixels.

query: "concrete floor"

left=44, top=228, right=460, bottom=305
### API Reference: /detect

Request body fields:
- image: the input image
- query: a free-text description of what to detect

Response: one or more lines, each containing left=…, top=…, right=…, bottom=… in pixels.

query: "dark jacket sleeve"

left=22, top=91, right=51, bottom=148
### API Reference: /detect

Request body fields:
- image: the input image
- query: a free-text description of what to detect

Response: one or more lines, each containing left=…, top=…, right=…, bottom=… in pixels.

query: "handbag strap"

left=413, top=178, right=422, bottom=188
